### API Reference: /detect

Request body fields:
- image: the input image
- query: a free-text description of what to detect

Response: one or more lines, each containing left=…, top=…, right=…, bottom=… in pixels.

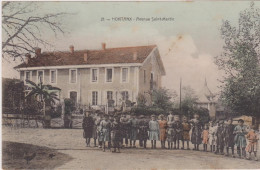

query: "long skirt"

left=235, top=135, right=247, bottom=148
left=191, top=132, right=202, bottom=144
left=130, top=128, right=138, bottom=140
left=159, top=128, right=167, bottom=141
left=183, top=131, right=190, bottom=141
left=167, top=129, right=174, bottom=142
left=111, top=130, right=121, bottom=148
left=83, top=128, right=93, bottom=138
left=149, top=131, right=159, bottom=140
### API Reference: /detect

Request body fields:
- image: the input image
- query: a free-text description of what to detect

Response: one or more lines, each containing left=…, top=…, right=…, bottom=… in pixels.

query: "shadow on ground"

left=2, top=141, right=73, bottom=169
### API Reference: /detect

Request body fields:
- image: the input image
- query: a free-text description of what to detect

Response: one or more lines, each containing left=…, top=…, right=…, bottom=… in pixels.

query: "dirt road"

left=2, top=127, right=260, bottom=169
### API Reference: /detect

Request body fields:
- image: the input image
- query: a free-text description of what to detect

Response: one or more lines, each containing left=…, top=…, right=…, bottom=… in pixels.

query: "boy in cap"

left=138, top=115, right=149, bottom=148
left=224, top=118, right=235, bottom=157
left=234, top=119, right=247, bottom=159
left=120, top=113, right=130, bottom=147
left=149, top=115, right=160, bottom=149
left=215, top=120, right=225, bottom=155
left=173, top=115, right=183, bottom=149
left=182, top=116, right=191, bottom=150
left=129, top=114, right=138, bottom=148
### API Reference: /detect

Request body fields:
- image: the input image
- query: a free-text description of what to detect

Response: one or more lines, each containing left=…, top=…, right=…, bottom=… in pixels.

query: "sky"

left=2, top=1, right=259, bottom=95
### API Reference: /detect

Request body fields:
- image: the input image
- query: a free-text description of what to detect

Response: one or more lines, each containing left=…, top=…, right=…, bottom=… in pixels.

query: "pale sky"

left=2, top=1, right=259, bottom=95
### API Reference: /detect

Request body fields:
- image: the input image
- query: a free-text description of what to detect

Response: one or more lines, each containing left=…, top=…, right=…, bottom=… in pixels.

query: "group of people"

left=82, top=110, right=259, bottom=161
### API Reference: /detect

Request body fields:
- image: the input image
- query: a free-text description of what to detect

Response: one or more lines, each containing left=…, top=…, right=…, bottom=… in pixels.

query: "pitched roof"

left=15, top=45, right=157, bottom=69
left=197, top=79, right=216, bottom=103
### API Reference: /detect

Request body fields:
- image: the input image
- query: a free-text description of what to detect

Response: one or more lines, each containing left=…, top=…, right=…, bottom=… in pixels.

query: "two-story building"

left=14, top=43, right=166, bottom=110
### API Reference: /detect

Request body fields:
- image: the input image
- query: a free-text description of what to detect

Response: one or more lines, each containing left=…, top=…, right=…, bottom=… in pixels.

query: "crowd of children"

left=82, top=110, right=259, bottom=161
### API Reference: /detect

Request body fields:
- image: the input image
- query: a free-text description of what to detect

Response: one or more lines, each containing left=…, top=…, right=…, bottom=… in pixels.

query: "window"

left=144, top=70, right=146, bottom=83
left=25, top=71, right=31, bottom=84
left=92, top=91, right=98, bottom=105
left=107, top=91, right=113, bottom=100
left=70, top=69, right=77, bottom=83
left=150, top=73, right=154, bottom=90
left=69, top=91, right=77, bottom=106
left=122, top=68, right=128, bottom=82
left=121, top=91, right=129, bottom=101
left=37, top=70, right=44, bottom=83
left=106, top=68, right=113, bottom=82
left=50, top=70, right=57, bottom=84
left=92, top=69, right=98, bottom=82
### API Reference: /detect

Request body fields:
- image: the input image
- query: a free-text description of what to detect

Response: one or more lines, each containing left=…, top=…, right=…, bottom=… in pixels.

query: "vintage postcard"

left=1, top=0, right=260, bottom=169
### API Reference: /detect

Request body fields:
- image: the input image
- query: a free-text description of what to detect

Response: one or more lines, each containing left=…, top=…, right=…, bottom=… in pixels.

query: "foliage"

left=136, top=93, right=147, bottom=107
left=25, top=80, right=61, bottom=106
left=2, top=2, right=68, bottom=59
left=131, top=106, right=165, bottom=116
left=151, top=87, right=177, bottom=113
left=214, top=2, right=260, bottom=117
left=64, top=98, right=74, bottom=115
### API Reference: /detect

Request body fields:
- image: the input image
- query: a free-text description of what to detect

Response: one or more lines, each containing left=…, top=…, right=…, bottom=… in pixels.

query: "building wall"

left=19, top=48, right=164, bottom=108
left=138, top=48, right=162, bottom=104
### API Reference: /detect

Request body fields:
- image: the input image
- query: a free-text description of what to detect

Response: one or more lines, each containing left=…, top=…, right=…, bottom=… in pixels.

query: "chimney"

left=34, top=47, right=41, bottom=57
left=84, top=52, right=88, bottom=62
left=133, top=51, right=138, bottom=60
left=101, top=43, right=106, bottom=50
left=69, top=45, right=74, bottom=54
left=25, top=53, right=31, bottom=64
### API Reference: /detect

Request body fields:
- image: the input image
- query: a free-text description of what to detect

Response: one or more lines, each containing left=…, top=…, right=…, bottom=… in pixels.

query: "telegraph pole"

left=180, top=77, right=182, bottom=114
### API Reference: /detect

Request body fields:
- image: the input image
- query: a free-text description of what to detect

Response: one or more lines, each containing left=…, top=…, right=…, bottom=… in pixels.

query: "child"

left=149, top=115, right=160, bottom=149
left=182, top=116, right=191, bottom=150
left=167, top=111, right=174, bottom=122
left=234, top=119, right=247, bottom=159
left=138, top=115, right=149, bottom=148
left=224, top=118, right=235, bottom=157
left=215, top=120, right=225, bottom=155
left=129, top=114, right=138, bottom=148
left=208, top=121, right=217, bottom=152
left=246, top=125, right=259, bottom=161
left=167, top=115, right=174, bottom=149
left=202, top=124, right=209, bottom=152
left=92, top=111, right=100, bottom=147
left=120, top=114, right=129, bottom=148
left=100, top=114, right=111, bottom=152
left=173, top=115, right=183, bottom=149
left=110, top=116, right=122, bottom=153
left=82, top=111, right=94, bottom=147
left=158, top=114, right=167, bottom=149
left=190, top=113, right=202, bottom=151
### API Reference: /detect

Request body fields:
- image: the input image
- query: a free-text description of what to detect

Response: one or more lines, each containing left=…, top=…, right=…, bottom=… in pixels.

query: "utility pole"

left=180, top=77, right=182, bottom=114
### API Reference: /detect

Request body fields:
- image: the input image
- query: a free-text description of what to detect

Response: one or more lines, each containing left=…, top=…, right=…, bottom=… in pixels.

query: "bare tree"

left=2, top=2, right=69, bottom=60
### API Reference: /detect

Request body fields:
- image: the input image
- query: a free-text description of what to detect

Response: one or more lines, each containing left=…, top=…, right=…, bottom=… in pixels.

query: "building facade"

left=15, top=43, right=166, bottom=110
left=194, top=79, right=217, bottom=119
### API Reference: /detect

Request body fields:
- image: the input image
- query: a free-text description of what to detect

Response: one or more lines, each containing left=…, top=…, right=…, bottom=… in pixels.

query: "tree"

left=214, top=2, right=260, bottom=117
left=178, top=86, right=199, bottom=118
left=25, top=79, right=61, bottom=128
left=152, top=88, right=177, bottom=113
left=2, top=2, right=68, bottom=60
